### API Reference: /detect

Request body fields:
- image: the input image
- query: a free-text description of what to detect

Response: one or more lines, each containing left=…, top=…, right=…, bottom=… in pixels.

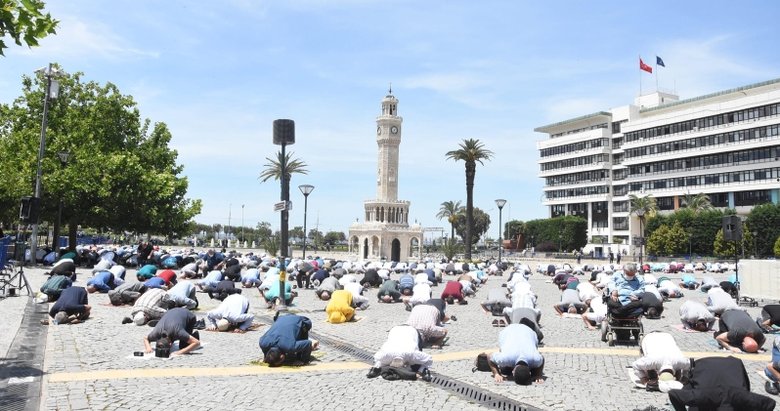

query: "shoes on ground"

left=766, top=381, right=780, bottom=395
left=366, top=367, right=381, bottom=379
left=421, top=368, right=432, bottom=382
left=121, top=317, right=132, bottom=324
left=147, top=319, right=159, bottom=327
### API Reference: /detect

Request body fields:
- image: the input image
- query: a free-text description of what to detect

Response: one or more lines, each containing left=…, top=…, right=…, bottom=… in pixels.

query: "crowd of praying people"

left=33, top=241, right=778, bottom=409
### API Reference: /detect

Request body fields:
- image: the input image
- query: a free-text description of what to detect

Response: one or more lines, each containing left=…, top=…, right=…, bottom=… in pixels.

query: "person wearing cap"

left=128, top=288, right=170, bottom=326
left=315, top=276, right=342, bottom=301
left=108, top=282, right=147, bottom=306
left=366, top=324, right=432, bottom=382
left=86, top=270, right=116, bottom=293
left=166, top=280, right=198, bottom=309
left=143, top=307, right=200, bottom=356
left=631, top=331, right=689, bottom=391
left=377, top=279, right=402, bottom=303
left=326, top=289, right=355, bottom=323
left=48, top=286, right=91, bottom=325
left=679, top=300, right=716, bottom=332
left=715, top=308, right=766, bottom=353
left=259, top=314, right=318, bottom=367
left=487, top=323, right=544, bottom=385
left=205, top=293, right=254, bottom=333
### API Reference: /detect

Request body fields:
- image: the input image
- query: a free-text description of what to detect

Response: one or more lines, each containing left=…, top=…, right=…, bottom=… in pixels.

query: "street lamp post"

left=495, top=199, right=506, bottom=264
left=635, top=209, right=645, bottom=265
left=299, top=184, right=314, bottom=259
left=273, top=119, right=295, bottom=312
left=52, top=150, right=70, bottom=256
left=241, top=204, right=245, bottom=245
left=30, top=63, right=62, bottom=264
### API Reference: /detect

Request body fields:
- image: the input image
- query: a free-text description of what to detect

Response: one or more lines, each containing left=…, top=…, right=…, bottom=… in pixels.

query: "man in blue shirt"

left=86, top=271, right=115, bottom=293
left=488, top=323, right=544, bottom=385
left=607, top=263, right=645, bottom=317
left=259, top=314, right=318, bottom=367
left=49, top=286, right=91, bottom=324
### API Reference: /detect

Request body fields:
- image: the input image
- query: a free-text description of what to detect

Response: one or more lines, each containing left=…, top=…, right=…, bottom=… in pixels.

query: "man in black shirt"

left=143, top=307, right=200, bottom=356
left=49, top=286, right=91, bottom=324
left=715, top=308, right=766, bottom=353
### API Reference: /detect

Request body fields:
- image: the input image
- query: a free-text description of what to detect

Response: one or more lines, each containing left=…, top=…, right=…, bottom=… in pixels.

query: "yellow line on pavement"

left=48, top=361, right=367, bottom=383
left=47, top=346, right=770, bottom=383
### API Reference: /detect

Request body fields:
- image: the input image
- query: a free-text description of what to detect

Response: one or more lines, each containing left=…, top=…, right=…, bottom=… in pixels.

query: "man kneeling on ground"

left=259, top=314, right=318, bottom=367
left=487, top=323, right=544, bottom=385
left=366, top=324, right=432, bottom=382
left=48, top=286, right=91, bottom=325
left=142, top=307, right=200, bottom=356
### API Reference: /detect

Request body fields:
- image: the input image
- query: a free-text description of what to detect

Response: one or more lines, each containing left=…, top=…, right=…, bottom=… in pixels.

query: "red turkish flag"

left=640, top=58, right=653, bottom=73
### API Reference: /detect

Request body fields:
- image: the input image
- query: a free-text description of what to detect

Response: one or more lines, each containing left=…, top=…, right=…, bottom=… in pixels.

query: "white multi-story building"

left=535, top=79, right=780, bottom=256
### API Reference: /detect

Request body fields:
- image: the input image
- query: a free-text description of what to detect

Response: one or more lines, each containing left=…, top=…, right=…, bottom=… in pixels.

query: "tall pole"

left=241, top=204, right=245, bottom=244
left=495, top=199, right=506, bottom=264
left=299, top=185, right=314, bottom=259
left=273, top=119, right=295, bottom=311
left=227, top=203, right=231, bottom=247
left=30, top=63, right=55, bottom=265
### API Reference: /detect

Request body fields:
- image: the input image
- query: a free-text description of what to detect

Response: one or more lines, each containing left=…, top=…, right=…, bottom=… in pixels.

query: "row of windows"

left=628, top=146, right=780, bottom=176
left=627, top=167, right=780, bottom=192
left=551, top=122, right=608, bottom=138
left=540, top=138, right=608, bottom=158
left=541, top=154, right=609, bottom=172
left=612, top=120, right=626, bottom=134
left=625, top=124, right=780, bottom=159
left=545, top=170, right=607, bottom=187
left=624, top=101, right=780, bottom=143
left=545, top=184, right=610, bottom=200
left=613, top=201, right=629, bottom=213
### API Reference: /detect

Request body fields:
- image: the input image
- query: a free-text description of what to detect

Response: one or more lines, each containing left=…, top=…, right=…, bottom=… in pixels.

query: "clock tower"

left=349, top=89, right=422, bottom=262
left=376, top=91, right=402, bottom=201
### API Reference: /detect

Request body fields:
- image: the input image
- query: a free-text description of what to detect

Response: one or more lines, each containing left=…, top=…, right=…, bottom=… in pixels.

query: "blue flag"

left=656, top=56, right=665, bottom=67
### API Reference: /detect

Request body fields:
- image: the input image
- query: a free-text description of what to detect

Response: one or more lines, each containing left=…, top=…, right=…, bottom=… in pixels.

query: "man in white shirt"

left=582, top=297, right=608, bottom=330
left=679, top=300, right=715, bottom=332
left=366, top=324, right=432, bottom=382
left=707, top=287, right=740, bottom=315
left=166, top=281, right=198, bottom=309
left=404, top=282, right=431, bottom=311
left=343, top=281, right=370, bottom=309
left=632, top=331, right=689, bottom=391
left=205, top=294, right=254, bottom=333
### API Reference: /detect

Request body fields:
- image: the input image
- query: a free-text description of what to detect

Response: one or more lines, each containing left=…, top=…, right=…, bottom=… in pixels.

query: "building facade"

left=349, top=91, right=423, bottom=261
left=535, top=79, right=780, bottom=256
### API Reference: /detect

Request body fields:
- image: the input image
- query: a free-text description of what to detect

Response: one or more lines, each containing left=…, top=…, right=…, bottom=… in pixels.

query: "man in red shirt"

left=440, top=280, right=468, bottom=305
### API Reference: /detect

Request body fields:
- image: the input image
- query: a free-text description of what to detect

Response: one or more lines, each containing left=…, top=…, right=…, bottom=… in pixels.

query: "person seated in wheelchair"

left=606, top=263, right=645, bottom=318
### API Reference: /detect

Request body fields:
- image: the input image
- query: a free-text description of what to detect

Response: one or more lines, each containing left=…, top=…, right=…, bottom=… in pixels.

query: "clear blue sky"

left=2, top=1, right=779, bottom=240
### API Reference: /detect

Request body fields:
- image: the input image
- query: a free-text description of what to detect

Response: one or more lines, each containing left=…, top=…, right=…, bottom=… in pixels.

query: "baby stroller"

left=601, top=303, right=644, bottom=346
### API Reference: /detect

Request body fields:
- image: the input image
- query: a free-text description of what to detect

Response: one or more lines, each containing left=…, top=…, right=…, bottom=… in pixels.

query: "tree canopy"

left=0, top=0, right=58, bottom=56
left=0, top=66, right=201, bottom=240
left=451, top=207, right=491, bottom=246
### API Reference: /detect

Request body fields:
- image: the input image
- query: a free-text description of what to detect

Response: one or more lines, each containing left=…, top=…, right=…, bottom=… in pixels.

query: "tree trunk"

left=465, top=162, right=476, bottom=260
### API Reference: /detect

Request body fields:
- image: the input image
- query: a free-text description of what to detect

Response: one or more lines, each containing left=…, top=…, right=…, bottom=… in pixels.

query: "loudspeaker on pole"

left=722, top=215, right=743, bottom=242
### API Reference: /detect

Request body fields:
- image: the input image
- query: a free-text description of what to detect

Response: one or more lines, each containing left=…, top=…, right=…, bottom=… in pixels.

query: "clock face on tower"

left=377, top=126, right=382, bottom=135
left=391, top=126, right=398, bottom=134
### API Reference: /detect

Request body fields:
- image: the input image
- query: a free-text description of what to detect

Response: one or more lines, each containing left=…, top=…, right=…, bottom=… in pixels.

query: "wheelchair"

left=601, top=310, right=644, bottom=346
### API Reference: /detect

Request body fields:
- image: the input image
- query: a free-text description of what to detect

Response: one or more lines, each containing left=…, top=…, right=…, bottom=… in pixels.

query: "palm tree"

left=259, top=151, right=308, bottom=257
left=445, top=138, right=494, bottom=260
left=628, top=194, right=658, bottom=264
left=681, top=192, right=713, bottom=213
left=436, top=200, right=464, bottom=241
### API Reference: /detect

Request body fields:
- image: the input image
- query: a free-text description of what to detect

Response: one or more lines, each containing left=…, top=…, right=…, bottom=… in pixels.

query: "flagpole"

left=655, top=59, right=659, bottom=91
left=639, top=55, right=642, bottom=96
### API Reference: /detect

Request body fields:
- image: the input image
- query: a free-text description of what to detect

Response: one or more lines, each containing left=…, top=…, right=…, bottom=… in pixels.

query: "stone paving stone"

left=24, top=259, right=780, bottom=411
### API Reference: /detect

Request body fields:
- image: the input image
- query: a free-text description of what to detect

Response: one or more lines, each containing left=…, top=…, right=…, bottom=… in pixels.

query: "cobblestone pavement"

left=2, top=257, right=778, bottom=411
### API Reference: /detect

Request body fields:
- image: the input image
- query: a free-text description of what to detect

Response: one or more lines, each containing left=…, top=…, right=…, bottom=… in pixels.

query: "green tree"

left=746, top=203, right=780, bottom=258
left=0, top=67, right=201, bottom=247
left=441, top=237, right=462, bottom=261
left=0, top=0, right=58, bottom=56
left=289, top=226, right=304, bottom=240
left=774, top=236, right=780, bottom=257
left=681, top=192, right=713, bottom=213
left=451, top=207, right=491, bottom=247
left=713, top=225, right=754, bottom=258
left=646, top=224, right=670, bottom=256
left=436, top=200, right=464, bottom=241
left=445, top=138, right=493, bottom=260
left=261, top=233, right=280, bottom=257
left=255, top=221, right=272, bottom=242
left=323, top=231, right=346, bottom=248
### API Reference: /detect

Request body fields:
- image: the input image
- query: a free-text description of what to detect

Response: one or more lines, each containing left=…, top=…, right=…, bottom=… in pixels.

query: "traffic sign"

left=273, top=201, right=292, bottom=212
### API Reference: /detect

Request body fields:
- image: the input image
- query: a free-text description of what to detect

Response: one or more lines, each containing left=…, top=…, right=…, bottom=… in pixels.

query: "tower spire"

left=388, top=82, right=392, bottom=95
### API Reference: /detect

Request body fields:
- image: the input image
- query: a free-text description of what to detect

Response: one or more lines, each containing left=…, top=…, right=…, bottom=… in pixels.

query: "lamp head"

left=495, top=199, right=507, bottom=209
